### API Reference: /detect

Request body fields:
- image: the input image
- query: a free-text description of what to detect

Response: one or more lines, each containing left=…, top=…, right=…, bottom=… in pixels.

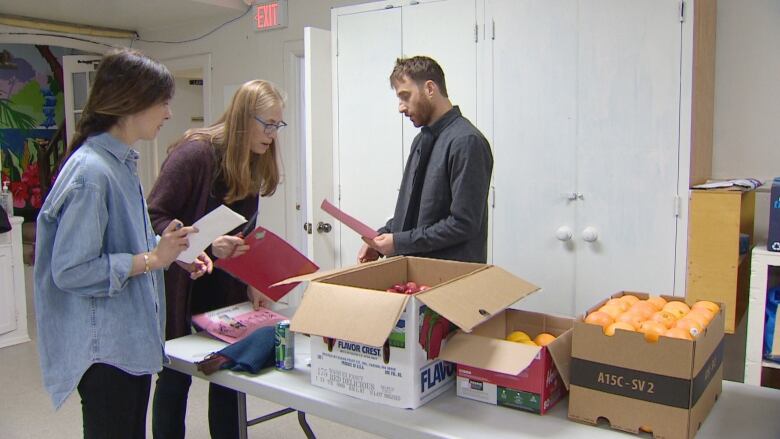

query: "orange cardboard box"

left=568, top=292, right=724, bottom=439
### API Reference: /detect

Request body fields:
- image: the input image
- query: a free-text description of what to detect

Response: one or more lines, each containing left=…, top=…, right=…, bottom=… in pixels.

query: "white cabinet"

left=0, top=217, right=29, bottom=348
left=487, top=0, right=714, bottom=316
left=332, top=0, right=478, bottom=266
left=329, top=0, right=715, bottom=317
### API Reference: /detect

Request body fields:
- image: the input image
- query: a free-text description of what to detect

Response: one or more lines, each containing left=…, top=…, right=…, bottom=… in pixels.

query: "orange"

left=605, top=298, right=630, bottom=313
left=616, top=312, right=644, bottom=330
left=649, top=310, right=677, bottom=329
left=629, top=301, right=655, bottom=320
left=638, top=320, right=666, bottom=343
left=646, top=295, right=667, bottom=311
left=684, top=310, right=711, bottom=328
left=619, top=294, right=641, bottom=305
left=663, top=301, right=691, bottom=320
left=598, top=304, right=623, bottom=320
left=688, top=307, right=715, bottom=323
left=664, top=327, right=693, bottom=340
left=675, top=318, right=703, bottom=338
left=519, top=340, right=538, bottom=346
left=533, top=332, right=557, bottom=346
left=639, top=425, right=653, bottom=433
left=506, top=331, right=532, bottom=343
left=584, top=311, right=614, bottom=328
left=692, top=300, right=720, bottom=315
left=604, top=321, right=636, bottom=336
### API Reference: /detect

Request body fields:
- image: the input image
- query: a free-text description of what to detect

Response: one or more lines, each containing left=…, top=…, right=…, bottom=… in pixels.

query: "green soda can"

left=274, top=320, right=294, bottom=370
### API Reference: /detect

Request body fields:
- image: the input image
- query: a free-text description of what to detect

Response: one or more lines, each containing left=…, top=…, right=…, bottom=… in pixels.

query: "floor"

left=0, top=267, right=381, bottom=439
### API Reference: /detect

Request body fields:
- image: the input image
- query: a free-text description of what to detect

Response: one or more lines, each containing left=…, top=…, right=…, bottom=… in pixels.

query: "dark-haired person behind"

left=34, top=48, right=212, bottom=439
left=148, top=79, right=287, bottom=439
left=358, top=56, right=493, bottom=264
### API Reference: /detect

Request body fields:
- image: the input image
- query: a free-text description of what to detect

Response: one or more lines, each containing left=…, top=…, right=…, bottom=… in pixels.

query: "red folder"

left=214, top=226, right=319, bottom=302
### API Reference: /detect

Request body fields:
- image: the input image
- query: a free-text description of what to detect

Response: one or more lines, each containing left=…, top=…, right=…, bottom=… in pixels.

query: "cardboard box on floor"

left=440, top=309, right=573, bottom=414
left=281, top=256, right=539, bottom=409
left=568, top=292, right=724, bottom=439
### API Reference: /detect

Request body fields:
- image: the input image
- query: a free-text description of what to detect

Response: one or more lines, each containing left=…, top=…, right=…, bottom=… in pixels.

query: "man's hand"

left=362, top=233, right=395, bottom=259
left=176, top=251, right=213, bottom=280
left=211, top=235, right=248, bottom=259
left=358, top=242, right=381, bottom=263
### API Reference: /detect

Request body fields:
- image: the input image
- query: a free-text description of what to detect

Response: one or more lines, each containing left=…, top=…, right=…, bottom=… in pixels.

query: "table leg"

left=237, top=391, right=248, bottom=439
left=298, top=411, right=316, bottom=439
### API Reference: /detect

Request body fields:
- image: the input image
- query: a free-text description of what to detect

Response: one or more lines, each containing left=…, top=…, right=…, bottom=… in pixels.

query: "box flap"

left=274, top=257, right=403, bottom=286
left=546, top=329, right=573, bottom=389
left=290, top=282, right=408, bottom=347
left=439, top=332, right=541, bottom=376
left=416, top=266, right=539, bottom=332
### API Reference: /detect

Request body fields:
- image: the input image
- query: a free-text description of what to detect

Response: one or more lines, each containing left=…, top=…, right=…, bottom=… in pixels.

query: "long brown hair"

left=169, top=80, right=285, bottom=203
left=65, top=48, right=174, bottom=159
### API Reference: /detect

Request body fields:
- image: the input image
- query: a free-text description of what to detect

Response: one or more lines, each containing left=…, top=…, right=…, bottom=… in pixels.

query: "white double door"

left=332, top=0, right=478, bottom=266
left=489, top=0, right=684, bottom=316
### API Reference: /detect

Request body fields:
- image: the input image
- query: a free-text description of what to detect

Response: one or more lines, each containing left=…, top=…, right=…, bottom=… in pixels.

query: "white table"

left=166, top=332, right=780, bottom=439
left=745, top=244, right=780, bottom=385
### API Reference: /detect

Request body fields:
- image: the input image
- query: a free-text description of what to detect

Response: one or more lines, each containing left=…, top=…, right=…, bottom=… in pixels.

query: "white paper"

left=177, top=205, right=247, bottom=263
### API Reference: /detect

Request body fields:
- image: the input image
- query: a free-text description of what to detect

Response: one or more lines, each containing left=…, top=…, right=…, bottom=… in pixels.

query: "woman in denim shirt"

left=34, top=49, right=212, bottom=439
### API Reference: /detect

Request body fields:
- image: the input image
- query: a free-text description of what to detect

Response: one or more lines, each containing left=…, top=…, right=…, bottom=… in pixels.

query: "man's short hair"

left=389, top=56, right=448, bottom=98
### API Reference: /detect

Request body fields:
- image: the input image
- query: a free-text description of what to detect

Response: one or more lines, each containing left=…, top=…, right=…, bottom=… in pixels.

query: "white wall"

left=156, top=77, right=204, bottom=175
left=712, top=0, right=780, bottom=243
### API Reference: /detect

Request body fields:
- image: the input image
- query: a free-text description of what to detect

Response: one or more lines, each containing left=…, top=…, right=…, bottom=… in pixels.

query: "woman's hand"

left=212, top=235, right=249, bottom=259
left=176, top=252, right=213, bottom=279
left=248, top=286, right=272, bottom=310
left=149, top=220, right=197, bottom=269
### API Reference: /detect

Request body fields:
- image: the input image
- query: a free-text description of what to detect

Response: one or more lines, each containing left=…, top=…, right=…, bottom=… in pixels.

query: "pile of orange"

left=583, top=295, right=720, bottom=342
left=506, top=330, right=557, bottom=347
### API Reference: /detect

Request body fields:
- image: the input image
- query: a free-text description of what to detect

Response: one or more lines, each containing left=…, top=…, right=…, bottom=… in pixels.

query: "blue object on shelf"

left=739, top=233, right=750, bottom=255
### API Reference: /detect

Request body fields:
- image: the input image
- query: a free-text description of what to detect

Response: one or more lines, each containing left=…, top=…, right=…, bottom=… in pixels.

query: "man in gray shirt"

left=358, top=56, right=493, bottom=263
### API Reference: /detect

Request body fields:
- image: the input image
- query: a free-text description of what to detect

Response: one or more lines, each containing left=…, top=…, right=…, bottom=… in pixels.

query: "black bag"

left=0, top=205, right=11, bottom=233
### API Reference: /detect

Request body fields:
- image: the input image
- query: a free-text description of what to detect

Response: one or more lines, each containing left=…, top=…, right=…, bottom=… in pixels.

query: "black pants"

left=77, top=363, right=151, bottom=439
left=151, top=367, right=239, bottom=439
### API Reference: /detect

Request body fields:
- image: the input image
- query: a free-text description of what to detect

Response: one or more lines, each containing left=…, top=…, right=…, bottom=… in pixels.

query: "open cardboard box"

left=568, top=292, right=724, bottom=439
left=440, top=309, right=573, bottom=414
left=280, top=256, right=539, bottom=409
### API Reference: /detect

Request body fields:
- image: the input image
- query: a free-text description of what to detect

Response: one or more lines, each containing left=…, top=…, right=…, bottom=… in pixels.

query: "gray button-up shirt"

left=381, top=106, right=493, bottom=263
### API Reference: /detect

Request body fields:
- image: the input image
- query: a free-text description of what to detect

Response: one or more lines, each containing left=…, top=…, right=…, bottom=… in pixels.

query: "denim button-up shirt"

left=34, top=132, right=166, bottom=408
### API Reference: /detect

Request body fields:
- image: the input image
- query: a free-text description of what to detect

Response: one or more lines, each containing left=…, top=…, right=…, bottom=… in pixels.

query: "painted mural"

left=0, top=44, right=88, bottom=220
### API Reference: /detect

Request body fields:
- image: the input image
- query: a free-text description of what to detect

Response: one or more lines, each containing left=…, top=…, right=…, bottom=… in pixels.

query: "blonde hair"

left=170, top=80, right=286, bottom=203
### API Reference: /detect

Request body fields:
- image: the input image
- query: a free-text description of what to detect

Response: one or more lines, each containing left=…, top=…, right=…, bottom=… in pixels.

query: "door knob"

left=582, top=226, right=598, bottom=242
left=555, top=226, right=573, bottom=241
left=303, top=222, right=312, bottom=234
left=317, top=221, right=332, bottom=233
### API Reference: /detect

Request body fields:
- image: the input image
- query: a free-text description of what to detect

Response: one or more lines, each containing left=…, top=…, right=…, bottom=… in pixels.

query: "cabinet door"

left=334, top=6, right=403, bottom=266
left=401, top=0, right=478, bottom=161
left=488, top=0, right=578, bottom=316
left=574, top=0, right=682, bottom=313
left=0, top=246, right=16, bottom=335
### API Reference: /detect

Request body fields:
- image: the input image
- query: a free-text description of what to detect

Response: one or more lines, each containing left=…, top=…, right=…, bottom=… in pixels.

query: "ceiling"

left=0, top=0, right=250, bottom=36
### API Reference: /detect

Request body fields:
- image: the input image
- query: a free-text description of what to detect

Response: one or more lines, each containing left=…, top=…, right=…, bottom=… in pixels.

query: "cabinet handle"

left=556, top=226, right=573, bottom=241
left=582, top=226, right=599, bottom=243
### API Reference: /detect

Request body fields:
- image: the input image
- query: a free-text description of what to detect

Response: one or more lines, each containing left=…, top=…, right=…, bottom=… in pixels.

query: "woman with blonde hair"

left=147, top=79, right=287, bottom=439
left=34, top=48, right=210, bottom=439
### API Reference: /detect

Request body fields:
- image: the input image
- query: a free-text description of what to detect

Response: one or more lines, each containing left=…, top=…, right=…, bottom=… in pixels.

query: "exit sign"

left=254, top=0, right=288, bottom=31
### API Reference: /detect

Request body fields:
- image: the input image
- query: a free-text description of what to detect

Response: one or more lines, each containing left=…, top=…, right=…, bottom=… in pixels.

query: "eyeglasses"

left=254, top=115, right=287, bottom=134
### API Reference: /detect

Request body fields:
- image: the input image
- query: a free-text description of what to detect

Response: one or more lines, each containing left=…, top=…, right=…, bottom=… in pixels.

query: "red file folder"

left=214, top=226, right=319, bottom=302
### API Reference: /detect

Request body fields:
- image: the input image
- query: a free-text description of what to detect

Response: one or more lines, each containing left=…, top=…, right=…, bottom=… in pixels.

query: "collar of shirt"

left=425, top=105, right=462, bottom=138
left=89, top=132, right=141, bottom=164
